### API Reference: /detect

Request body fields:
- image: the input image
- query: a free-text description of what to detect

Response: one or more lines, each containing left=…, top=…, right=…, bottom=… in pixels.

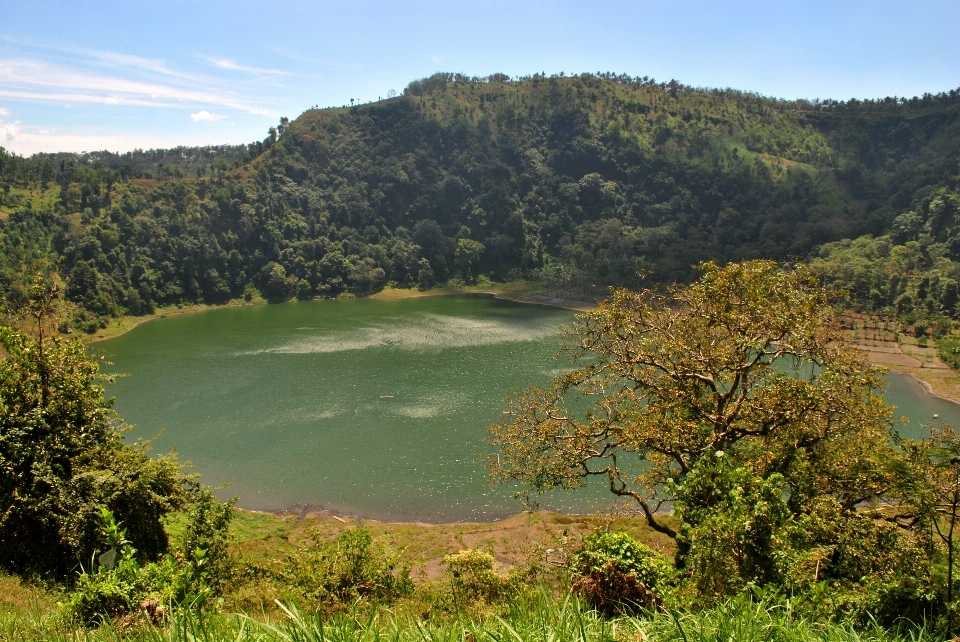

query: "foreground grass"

left=1, top=591, right=936, bottom=642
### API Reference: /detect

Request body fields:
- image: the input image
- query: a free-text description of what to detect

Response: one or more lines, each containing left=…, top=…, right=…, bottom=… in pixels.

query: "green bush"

left=443, top=549, right=507, bottom=606
left=938, top=335, right=960, bottom=369
left=675, top=458, right=791, bottom=600
left=176, top=490, right=237, bottom=595
left=0, top=323, right=189, bottom=578
left=65, top=495, right=236, bottom=625
left=569, top=531, right=674, bottom=614
left=674, top=454, right=933, bottom=623
left=275, top=527, right=413, bottom=611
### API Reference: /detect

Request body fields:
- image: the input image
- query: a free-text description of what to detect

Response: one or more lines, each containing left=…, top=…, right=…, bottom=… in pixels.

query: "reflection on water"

left=102, top=295, right=615, bottom=521
left=99, top=295, right=959, bottom=521
left=262, top=313, right=558, bottom=354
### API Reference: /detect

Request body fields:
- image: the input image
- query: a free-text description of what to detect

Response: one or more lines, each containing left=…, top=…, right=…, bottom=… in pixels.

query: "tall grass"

left=1, top=591, right=938, bottom=642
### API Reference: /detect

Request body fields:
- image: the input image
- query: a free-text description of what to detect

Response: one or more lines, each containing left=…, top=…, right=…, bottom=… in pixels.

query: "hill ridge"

left=0, top=72, right=958, bottom=332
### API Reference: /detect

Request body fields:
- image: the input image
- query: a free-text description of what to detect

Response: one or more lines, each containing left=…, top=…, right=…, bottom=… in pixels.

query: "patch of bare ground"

left=840, top=312, right=960, bottom=404
left=863, top=350, right=923, bottom=368
left=231, top=509, right=677, bottom=581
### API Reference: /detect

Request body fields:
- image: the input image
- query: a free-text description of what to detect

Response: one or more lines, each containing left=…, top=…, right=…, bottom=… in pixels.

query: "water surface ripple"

left=99, top=295, right=959, bottom=520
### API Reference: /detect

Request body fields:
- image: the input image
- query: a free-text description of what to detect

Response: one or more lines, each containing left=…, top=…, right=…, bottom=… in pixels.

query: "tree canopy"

left=490, top=261, right=895, bottom=529
left=490, top=261, right=929, bottom=612
left=0, top=307, right=189, bottom=577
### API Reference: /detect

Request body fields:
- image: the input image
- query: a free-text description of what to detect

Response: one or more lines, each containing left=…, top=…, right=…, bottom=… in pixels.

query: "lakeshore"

left=210, top=507, right=676, bottom=582
left=86, top=286, right=960, bottom=408
left=850, top=326, right=960, bottom=406
left=84, top=280, right=594, bottom=344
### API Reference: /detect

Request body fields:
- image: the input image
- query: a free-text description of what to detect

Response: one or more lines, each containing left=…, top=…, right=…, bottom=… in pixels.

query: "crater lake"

left=97, top=294, right=958, bottom=521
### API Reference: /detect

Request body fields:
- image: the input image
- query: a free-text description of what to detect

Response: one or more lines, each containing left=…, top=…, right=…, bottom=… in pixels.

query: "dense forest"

left=1, top=72, right=959, bottom=331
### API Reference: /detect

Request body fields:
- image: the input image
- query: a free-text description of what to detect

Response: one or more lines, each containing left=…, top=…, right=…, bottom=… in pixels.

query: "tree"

left=0, top=293, right=189, bottom=576
left=489, top=261, right=915, bottom=601
left=260, top=261, right=296, bottom=302
left=902, top=424, right=960, bottom=614
left=454, top=238, right=484, bottom=282
left=417, top=257, right=436, bottom=290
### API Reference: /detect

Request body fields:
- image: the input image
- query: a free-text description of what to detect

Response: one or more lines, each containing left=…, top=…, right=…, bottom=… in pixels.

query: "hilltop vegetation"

left=0, top=72, right=958, bottom=331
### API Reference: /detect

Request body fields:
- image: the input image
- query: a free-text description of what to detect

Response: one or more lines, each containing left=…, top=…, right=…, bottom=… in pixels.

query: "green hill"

left=1, top=72, right=958, bottom=331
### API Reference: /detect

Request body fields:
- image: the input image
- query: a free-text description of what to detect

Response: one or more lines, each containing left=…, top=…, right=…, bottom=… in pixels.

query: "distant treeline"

left=0, top=144, right=259, bottom=185
left=1, top=72, right=958, bottom=332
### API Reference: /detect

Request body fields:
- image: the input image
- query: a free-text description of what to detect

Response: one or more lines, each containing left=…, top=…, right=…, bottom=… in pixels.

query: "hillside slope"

left=1, top=73, right=958, bottom=331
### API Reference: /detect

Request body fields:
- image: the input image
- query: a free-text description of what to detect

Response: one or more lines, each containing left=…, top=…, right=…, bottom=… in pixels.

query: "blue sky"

left=1, top=0, right=958, bottom=156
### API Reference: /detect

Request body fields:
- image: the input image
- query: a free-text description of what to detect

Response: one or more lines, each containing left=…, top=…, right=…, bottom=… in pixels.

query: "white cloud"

left=0, top=119, right=21, bottom=141
left=190, top=110, right=226, bottom=122
left=200, top=56, right=287, bottom=76
left=87, top=50, right=192, bottom=79
left=0, top=57, right=273, bottom=116
left=431, top=55, right=442, bottom=64
left=0, top=107, right=9, bottom=116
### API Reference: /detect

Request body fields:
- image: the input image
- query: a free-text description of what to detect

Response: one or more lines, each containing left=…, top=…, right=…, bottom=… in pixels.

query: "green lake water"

left=98, top=295, right=958, bottom=521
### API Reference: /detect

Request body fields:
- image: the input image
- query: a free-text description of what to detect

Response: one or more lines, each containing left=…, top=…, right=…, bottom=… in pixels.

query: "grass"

left=0, top=590, right=937, bottom=642
left=203, top=508, right=676, bottom=582
left=0, top=184, right=62, bottom=219
left=0, top=510, right=676, bottom=637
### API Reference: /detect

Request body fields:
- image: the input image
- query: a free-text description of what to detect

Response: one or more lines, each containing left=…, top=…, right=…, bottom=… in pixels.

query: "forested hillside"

left=1, top=72, right=958, bottom=332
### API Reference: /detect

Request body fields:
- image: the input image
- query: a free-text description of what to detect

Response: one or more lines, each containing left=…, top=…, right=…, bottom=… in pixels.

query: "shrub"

left=675, top=458, right=791, bottom=600
left=569, top=531, right=674, bottom=614
left=938, top=335, right=960, bottom=369
left=0, top=324, right=189, bottom=578
left=275, top=527, right=413, bottom=611
left=443, top=549, right=506, bottom=606
left=65, top=496, right=236, bottom=625
left=675, top=454, right=932, bottom=622
left=176, top=490, right=236, bottom=595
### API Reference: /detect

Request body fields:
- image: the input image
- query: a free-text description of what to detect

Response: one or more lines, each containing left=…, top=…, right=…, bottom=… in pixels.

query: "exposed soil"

left=230, top=508, right=677, bottom=581
left=842, top=313, right=960, bottom=404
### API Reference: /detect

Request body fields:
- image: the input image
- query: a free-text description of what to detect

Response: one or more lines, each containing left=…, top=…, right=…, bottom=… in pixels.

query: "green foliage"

left=491, top=261, right=897, bottom=534
left=65, top=497, right=236, bottom=625
left=2, top=78, right=959, bottom=326
left=175, top=490, right=237, bottom=596
left=674, top=454, right=931, bottom=623
left=900, top=424, right=960, bottom=630
left=674, top=457, right=791, bottom=599
left=66, top=508, right=164, bottom=624
left=569, top=531, right=674, bottom=614
left=442, top=549, right=509, bottom=607
left=938, top=335, right=960, bottom=369
left=5, top=588, right=943, bottom=642
left=0, top=323, right=189, bottom=577
left=492, top=261, right=940, bottom=622
left=272, top=527, right=413, bottom=611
